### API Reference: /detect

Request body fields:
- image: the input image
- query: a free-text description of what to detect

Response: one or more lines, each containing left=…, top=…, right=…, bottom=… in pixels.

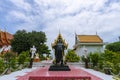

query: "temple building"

left=74, top=34, right=104, bottom=56
left=0, top=30, right=13, bottom=53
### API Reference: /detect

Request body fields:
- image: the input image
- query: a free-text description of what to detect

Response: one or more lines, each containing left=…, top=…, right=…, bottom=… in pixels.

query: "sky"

left=0, top=0, right=120, bottom=49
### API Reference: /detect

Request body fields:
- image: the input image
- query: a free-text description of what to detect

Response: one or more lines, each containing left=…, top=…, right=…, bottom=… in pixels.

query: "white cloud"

left=4, top=0, right=120, bottom=49
left=0, top=1, right=2, bottom=11
left=7, top=11, right=28, bottom=21
left=6, top=11, right=39, bottom=31
left=9, top=0, right=31, bottom=11
left=109, top=3, right=120, bottom=11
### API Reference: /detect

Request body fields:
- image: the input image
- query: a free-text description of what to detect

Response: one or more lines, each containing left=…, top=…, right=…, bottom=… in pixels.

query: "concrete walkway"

left=0, top=61, right=113, bottom=80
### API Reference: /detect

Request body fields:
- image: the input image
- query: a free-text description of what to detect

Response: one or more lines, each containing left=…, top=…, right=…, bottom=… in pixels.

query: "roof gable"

left=0, top=31, right=13, bottom=47
left=77, top=35, right=103, bottom=43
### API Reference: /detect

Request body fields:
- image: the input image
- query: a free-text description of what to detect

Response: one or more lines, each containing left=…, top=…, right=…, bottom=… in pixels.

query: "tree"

left=11, top=30, right=30, bottom=54
left=11, top=30, right=50, bottom=55
left=27, top=31, right=50, bottom=55
left=65, top=49, right=80, bottom=62
left=106, top=42, right=120, bottom=52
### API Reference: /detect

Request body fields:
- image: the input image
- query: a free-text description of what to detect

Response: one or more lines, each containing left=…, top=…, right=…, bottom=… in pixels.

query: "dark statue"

left=49, top=33, right=70, bottom=71
left=53, top=40, right=65, bottom=65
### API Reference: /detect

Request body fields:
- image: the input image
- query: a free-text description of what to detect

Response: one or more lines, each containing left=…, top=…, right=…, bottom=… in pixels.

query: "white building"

left=74, top=34, right=104, bottom=56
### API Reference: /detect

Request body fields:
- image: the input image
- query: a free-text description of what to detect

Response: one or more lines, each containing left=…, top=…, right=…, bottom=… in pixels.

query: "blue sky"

left=0, top=0, right=120, bottom=49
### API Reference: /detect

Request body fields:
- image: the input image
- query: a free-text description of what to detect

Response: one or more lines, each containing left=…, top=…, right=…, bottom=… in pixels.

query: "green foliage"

left=4, top=52, right=16, bottom=68
left=39, top=54, right=46, bottom=60
left=65, top=49, right=80, bottom=62
left=83, top=52, right=100, bottom=68
left=18, top=51, right=30, bottom=65
left=10, top=58, right=17, bottom=69
left=106, top=42, right=120, bottom=52
left=101, top=50, right=120, bottom=64
left=114, top=63, right=120, bottom=74
left=11, top=30, right=30, bottom=54
left=103, top=61, right=114, bottom=70
left=0, top=57, right=4, bottom=73
left=38, top=44, right=51, bottom=54
left=89, top=50, right=120, bottom=74
left=11, top=30, right=50, bottom=55
left=90, top=52, right=99, bottom=67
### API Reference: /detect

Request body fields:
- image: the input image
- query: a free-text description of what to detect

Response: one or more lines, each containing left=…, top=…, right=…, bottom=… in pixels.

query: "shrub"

left=90, top=52, right=99, bottom=67
left=0, top=58, right=4, bottom=73
left=4, top=52, right=16, bottom=68
left=18, top=51, right=30, bottom=65
left=114, top=63, right=120, bottom=74
left=65, top=49, right=80, bottom=62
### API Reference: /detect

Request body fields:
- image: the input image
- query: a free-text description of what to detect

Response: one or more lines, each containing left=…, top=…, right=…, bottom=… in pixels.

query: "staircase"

left=32, top=61, right=52, bottom=67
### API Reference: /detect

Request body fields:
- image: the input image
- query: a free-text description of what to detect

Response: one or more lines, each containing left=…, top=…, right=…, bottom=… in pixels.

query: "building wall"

left=75, top=45, right=104, bottom=57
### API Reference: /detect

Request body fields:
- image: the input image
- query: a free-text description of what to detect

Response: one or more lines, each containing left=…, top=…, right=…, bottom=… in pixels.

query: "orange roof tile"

left=77, top=35, right=103, bottom=43
left=0, top=41, right=3, bottom=46
left=6, top=32, right=13, bottom=40
left=0, top=31, right=13, bottom=47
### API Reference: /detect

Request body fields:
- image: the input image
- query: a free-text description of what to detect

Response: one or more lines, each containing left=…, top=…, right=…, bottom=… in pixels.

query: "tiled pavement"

left=17, top=66, right=102, bottom=80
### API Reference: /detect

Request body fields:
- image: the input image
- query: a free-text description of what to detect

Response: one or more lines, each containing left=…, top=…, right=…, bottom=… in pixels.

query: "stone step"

left=32, top=62, right=85, bottom=67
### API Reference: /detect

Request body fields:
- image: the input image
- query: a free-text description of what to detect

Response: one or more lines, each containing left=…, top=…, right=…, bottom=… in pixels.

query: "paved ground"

left=0, top=61, right=113, bottom=80
left=17, top=66, right=102, bottom=80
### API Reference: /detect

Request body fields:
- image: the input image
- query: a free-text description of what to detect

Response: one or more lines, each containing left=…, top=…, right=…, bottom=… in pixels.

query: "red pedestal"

left=17, top=66, right=102, bottom=80
left=29, top=76, right=91, bottom=80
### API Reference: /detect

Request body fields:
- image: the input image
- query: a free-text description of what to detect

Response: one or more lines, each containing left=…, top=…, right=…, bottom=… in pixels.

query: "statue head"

left=33, top=45, right=35, bottom=48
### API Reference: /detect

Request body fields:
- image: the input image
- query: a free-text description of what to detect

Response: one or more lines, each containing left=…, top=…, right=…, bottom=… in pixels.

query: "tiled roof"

left=77, top=35, right=103, bottom=43
left=0, top=31, right=13, bottom=47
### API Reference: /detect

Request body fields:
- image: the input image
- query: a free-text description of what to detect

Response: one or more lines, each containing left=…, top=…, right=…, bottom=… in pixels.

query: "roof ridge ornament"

left=4, top=27, right=7, bottom=32
left=51, top=33, right=68, bottom=49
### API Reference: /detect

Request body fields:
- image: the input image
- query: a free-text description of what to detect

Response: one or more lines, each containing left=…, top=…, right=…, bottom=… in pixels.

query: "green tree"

left=65, top=49, right=80, bottom=62
left=106, top=42, right=120, bottom=52
left=28, top=31, right=50, bottom=56
left=11, top=30, right=30, bottom=54
left=11, top=30, right=50, bottom=55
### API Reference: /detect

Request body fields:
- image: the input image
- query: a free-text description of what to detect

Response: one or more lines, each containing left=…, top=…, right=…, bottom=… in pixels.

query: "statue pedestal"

left=49, top=64, right=71, bottom=71
left=33, top=58, right=40, bottom=62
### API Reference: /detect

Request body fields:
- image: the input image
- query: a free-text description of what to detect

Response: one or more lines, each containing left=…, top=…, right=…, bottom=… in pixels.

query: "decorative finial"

left=96, top=31, right=98, bottom=35
left=75, top=31, right=77, bottom=36
left=75, top=31, right=77, bottom=44
left=59, top=29, right=60, bottom=34
left=4, top=27, right=7, bottom=32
